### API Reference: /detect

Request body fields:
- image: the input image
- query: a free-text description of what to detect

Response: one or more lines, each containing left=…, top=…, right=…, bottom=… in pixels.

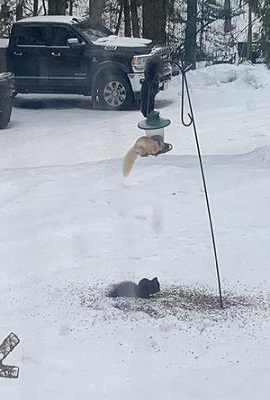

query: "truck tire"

left=0, top=97, right=12, bottom=129
left=97, top=73, right=134, bottom=111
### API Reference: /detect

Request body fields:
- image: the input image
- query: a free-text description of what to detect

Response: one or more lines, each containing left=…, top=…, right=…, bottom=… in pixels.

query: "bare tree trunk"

left=115, top=0, right=123, bottom=35
left=33, top=0, right=38, bottom=16
left=15, top=1, right=23, bottom=21
left=123, top=0, right=131, bottom=37
left=69, top=0, right=73, bottom=15
left=224, top=0, right=232, bottom=33
left=168, top=0, right=176, bottom=45
left=184, top=0, right=197, bottom=69
left=142, top=0, right=169, bottom=44
left=246, top=4, right=252, bottom=60
left=199, top=0, right=205, bottom=58
left=48, top=0, right=67, bottom=15
left=130, top=0, right=139, bottom=37
left=89, top=0, right=105, bottom=22
left=48, top=0, right=54, bottom=15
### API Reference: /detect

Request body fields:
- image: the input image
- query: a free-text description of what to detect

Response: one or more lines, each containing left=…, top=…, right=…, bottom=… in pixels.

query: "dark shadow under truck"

left=4, top=15, right=172, bottom=111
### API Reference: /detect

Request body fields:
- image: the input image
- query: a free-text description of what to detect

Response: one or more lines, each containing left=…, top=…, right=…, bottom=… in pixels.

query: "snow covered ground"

left=1, top=63, right=270, bottom=399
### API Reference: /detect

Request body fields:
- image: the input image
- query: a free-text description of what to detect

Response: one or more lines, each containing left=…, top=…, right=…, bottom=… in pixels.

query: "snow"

left=0, top=39, right=8, bottom=48
left=190, top=63, right=270, bottom=89
left=16, top=15, right=86, bottom=24
left=1, top=63, right=270, bottom=399
left=94, top=35, right=152, bottom=47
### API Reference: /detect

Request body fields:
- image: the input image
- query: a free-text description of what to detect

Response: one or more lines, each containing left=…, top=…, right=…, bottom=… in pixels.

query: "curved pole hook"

left=173, top=61, right=194, bottom=127
left=181, top=73, right=194, bottom=127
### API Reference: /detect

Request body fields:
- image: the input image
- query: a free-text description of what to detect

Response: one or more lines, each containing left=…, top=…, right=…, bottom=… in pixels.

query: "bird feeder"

left=138, top=110, right=173, bottom=155
left=138, top=109, right=171, bottom=142
left=138, top=57, right=173, bottom=154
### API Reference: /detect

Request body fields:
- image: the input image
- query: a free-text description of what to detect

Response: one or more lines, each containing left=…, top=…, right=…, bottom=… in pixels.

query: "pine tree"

left=142, top=0, right=169, bottom=44
left=48, top=0, right=68, bottom=15
left=184, top=0, right=197, bottom=68
left=245, top=0, right=261, bottom=60
left=261, top=0, right=270, bottom=65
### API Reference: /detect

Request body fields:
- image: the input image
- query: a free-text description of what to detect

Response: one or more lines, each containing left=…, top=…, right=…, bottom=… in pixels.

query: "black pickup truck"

left=2, top=15, right=171, bottom=110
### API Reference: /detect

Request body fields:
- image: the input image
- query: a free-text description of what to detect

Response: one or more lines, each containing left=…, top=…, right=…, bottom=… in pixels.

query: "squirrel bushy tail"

left=122, top=148, right=138, bottom=177
left=122, top=136, right=163, bottom=177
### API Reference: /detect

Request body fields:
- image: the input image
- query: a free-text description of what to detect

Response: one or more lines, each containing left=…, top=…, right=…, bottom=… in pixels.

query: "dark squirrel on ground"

left=108, top=277, right=160, bottom=299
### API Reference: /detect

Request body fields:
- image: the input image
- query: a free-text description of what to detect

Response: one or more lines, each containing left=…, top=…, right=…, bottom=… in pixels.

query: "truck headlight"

left=131, top=55, right=151, bottom=71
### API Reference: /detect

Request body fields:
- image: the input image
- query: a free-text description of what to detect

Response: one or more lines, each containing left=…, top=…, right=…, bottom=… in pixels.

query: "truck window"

left=50, top=26, right=82, bottom=47
left=17, top=26, right=47, bottom=46
left=77, top=26, right=110, bottom=43
left=76, top=21, right=112, bottom=42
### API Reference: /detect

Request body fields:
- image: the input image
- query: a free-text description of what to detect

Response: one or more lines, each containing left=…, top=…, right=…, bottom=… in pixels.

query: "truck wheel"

left=97, top=73, right=134, bottom=111
left=0, top=97, right=12, bottom=129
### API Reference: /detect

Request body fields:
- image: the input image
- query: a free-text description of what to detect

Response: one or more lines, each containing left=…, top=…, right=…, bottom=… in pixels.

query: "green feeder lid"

left=138, top=110, right=171, bottom=130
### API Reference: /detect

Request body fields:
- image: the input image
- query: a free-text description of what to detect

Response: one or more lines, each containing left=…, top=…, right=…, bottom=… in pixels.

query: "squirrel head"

left=138, top=277, right=160, bottom=296
left=151, top=277, right=160, bottom=293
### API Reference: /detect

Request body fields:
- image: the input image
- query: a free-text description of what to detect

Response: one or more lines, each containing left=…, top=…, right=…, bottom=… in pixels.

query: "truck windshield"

left=76, top=21, right=112, bottom=43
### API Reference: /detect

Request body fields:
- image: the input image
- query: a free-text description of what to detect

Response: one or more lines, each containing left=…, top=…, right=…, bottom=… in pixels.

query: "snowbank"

left=245, top=145, right=270, bottom=163
left=187, top=63, right=270, bottom=90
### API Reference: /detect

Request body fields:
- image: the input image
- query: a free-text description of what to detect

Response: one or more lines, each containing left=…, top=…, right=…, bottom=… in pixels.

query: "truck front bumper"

left=127, top=66, right=172, bottom=99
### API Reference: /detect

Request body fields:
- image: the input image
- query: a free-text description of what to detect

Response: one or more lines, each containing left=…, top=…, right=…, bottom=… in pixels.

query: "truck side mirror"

left=67, top=38, right=86, bottom=48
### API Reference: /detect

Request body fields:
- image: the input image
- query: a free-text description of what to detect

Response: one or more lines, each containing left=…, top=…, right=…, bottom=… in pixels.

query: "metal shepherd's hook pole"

left=177, top=60, right=224, bottom=309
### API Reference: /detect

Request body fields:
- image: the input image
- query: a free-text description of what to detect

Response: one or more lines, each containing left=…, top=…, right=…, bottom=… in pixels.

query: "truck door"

left=7, top=25, right=51, bottom=91
left=47, top=25, right=89, bottom=93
